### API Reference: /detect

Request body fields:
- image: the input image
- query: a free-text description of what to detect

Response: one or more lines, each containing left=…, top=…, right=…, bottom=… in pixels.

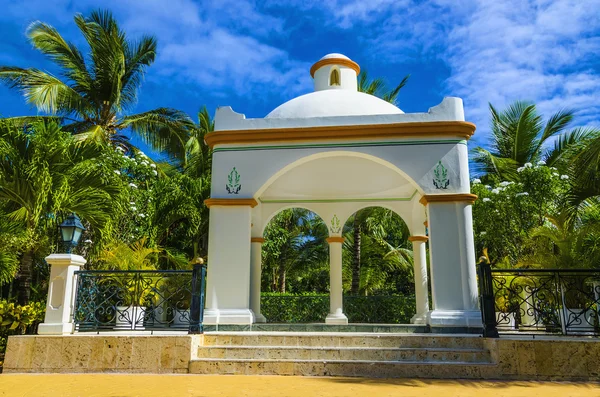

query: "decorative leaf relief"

left=433, top=161, right=449, bottom=189
left=330, top=214, right=341, bottom=234
left=226, top=167, right=242, bottom=194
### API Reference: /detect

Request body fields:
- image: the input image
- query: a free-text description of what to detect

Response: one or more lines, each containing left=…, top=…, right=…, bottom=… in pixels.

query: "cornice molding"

left=206, top=121, right=476, bottom=149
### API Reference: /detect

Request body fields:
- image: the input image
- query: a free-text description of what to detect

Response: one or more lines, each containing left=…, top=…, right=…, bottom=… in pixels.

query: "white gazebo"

left=203, top=53, right=481, bottom=330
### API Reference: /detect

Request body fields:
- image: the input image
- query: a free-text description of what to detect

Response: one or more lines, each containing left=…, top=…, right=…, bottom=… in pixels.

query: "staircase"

left=189, top=332, right=497, bottom=378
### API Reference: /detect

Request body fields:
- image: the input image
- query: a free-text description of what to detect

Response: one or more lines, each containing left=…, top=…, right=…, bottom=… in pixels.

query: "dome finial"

left=310, top=53, right=360, bottom=92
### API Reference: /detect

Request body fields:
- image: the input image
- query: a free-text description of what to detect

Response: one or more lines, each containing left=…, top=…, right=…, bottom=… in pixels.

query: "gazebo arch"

left=203, top=53, right=480, bottom=331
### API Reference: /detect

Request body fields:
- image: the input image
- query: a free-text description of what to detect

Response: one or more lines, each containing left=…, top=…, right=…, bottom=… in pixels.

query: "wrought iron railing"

left=260, top=295, right=416, bottom=323
left=73, top=265, right=206, bottom=333
left=478, top=263, right=600, bottom=336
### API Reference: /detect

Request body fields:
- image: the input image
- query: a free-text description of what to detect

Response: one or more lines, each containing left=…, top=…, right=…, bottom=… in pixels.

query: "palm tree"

left=472, top=101, right=596, bottom=180
left=0, top=10, right=192, bottom=159
left=0, top=120, right=120, bottom=304
left=184, top=106, right=214, bottom=177
left=357, top=70, right=409, bottom=106
left=344, top=207, right=412, bottom=295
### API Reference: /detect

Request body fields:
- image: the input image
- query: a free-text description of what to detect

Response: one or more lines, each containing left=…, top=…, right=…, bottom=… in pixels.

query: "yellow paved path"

left=0, top=375, right=599, bottom=397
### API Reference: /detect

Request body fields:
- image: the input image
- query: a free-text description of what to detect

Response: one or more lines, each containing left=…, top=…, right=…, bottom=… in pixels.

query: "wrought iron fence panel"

left=486, top=268, right=600, bottom=336
left=73, top=268, right=205, bottom=332
left=260, top=295, right=416, bottom=323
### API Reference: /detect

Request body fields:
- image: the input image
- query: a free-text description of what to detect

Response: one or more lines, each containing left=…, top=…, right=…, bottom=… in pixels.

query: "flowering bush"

left=472, top=164, right=569, bottom=266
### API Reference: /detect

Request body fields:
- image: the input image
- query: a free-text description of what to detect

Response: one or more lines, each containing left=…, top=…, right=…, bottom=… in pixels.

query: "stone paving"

left=0, top=374, right=598, bottom=397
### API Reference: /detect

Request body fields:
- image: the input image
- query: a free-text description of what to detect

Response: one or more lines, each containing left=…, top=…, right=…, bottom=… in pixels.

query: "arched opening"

left=329, top=67, right=341, bottom=86
left=259, top=207, right=330, bottom=323
left=341, top=206, right=417, bottom=323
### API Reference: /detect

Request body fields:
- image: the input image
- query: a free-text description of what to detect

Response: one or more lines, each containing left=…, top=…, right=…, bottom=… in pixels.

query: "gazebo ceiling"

left=260, top=155, right=415, bottom=201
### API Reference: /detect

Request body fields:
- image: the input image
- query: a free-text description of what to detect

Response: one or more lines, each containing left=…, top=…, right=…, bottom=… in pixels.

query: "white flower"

left=517, top=167, right=525, bottom=173
left=553, top=172, right=559, bottom=177
left=114, top=170, right=121, bottom=175
left=537, top=160, right=546, bottom=166
left=139, top=213, right=146, bottom=218
left=150, top=163, right=156, bottom=169
left=480, top=232, right=487, bottom=236
left=515, top=192, right=529, bottom=197
left=482, top=198, right=491, bottom=202
left=472, top=178, right=481, bottom=184
left=130, top=201, right=135, bottom=205
left=116, top=147, right=125, bottom=153
left=131, top=206, right=137, bottom=211
left=524, top=162, right=533, bottom=168
left=491, top=189, right=500, bottom=194
left=129, top=183, right=138, bottom=189
left=550, top=167, right=557, bottom=170
left=499, top=181, right=510, bottom=187
left=152, top=170, right=158, bottom=176
left=560, top=175, right=569, bottom=180
left=141, top=160, right=149, bottom=166
left=484, top=185, right=491, bottom=189
left=84, top=239, right=93, bottom=244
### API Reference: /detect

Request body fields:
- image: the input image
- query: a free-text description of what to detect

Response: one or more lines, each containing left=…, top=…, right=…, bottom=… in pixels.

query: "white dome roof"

left=266, top=90, right=404, bottom=119
left=319, top=53, right=350, bottom=60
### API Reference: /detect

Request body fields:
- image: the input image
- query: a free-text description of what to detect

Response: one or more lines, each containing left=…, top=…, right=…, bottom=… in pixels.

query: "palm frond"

left=0, top=67, right=83, bottom=114
left=121, top=108, right=193, bottom=159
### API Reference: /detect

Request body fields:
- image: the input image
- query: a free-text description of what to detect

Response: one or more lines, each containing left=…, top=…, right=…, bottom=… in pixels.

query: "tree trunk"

left=351, top=218, right=362, bottom=295
left=278, top=264, right=286, bottom=293
left=17, top=249, right=34, bottom=305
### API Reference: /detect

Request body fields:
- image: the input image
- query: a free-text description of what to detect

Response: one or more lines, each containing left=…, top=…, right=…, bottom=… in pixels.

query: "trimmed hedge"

left=261, top=293, right=416, bottom=323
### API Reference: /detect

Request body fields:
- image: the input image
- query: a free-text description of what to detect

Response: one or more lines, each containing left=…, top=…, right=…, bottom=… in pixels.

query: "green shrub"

left=0, top=300, right=45, bottom=367
left=260, top=293, right=416, bottom=324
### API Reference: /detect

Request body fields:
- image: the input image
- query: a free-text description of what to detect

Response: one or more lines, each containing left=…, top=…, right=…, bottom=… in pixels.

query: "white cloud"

left=310, top=0, right=600, bottom=144
left=443, top=0, right=600, bottom=141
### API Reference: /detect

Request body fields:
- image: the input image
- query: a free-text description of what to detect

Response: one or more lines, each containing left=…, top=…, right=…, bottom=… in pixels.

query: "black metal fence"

left=478, top=263, right=600, bottom=336
left=261, top=295, right=416, bottom=323
left=73, top=265, right=206, bottom=333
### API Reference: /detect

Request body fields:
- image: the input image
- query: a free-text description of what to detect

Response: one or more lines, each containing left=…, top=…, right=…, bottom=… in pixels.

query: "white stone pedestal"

left=38, top=254, right=86, bottom=335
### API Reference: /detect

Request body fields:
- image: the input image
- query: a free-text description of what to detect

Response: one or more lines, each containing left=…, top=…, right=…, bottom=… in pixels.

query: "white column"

left=409, top=236, right=429, bottom=324
left=204, top=202, right=254, bottom=325
left=38, top=254, right=86, bottom=335
left=250, top=238, right=267, bottom=323
left=326, top=237, right=348, bottom=325
left=425, top=195, right=482, bottom=328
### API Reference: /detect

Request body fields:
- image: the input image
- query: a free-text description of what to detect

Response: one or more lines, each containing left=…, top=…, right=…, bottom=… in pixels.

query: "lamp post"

left=189, top=256, right=206, bottom=334
left=38, top=213, right=87, bottom=335
left=59, top=213, right=85, bottom=253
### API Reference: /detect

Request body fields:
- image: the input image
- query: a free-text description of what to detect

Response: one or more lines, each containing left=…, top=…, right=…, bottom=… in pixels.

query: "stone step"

left=196, top=346, right=491, bottom=363
left=188, top=358, right=498, bottom=378
left=202, top=332, right=485, bottom=350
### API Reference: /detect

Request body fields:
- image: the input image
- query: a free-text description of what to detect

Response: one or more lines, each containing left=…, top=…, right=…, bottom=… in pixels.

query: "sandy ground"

left=0, top=374, right=599, bottom=397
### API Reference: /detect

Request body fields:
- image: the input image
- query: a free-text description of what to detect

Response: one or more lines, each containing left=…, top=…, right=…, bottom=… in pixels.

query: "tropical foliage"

left=0, top=10, right=192, bottom=159
left=471, top=101, right=594, bottom=180
left=471, top=102, right=600, bottom=269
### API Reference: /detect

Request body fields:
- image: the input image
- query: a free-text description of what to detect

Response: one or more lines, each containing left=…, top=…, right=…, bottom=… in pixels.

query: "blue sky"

left=1, top=0, right=599, bottom=153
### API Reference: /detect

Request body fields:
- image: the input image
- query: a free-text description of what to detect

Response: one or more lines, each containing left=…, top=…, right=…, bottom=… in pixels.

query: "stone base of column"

left=37, top=322, right=74, bottom=335
left=253, top=312, right=267, bottom=323
left=427, top=309, right=482, bottom=328
left=325, top=312, right=348, bottom=325
left=203, top=309, right=254, bottom=325
left=410, top=312, right=430, bottom=325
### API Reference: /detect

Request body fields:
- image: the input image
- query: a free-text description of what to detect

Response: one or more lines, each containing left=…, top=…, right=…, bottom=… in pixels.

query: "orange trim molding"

left=408, top=235, right=429, bottom=242
left=310, top=58, right=360, bottom=77
left=419, top=194, right=478, bottom=206
left=326, top=237, right=345, bottom=243
left=424, top=221, right=429, bottom=227
left=204, top=198, right=259, bottom=208
left=205, top=121, right=476, bottom=149
left=251, top=237, right=265, bottom=243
